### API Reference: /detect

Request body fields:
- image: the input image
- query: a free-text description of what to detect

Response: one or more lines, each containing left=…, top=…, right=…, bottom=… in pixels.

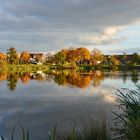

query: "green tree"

left=54, top=51, right=66, bottom=65
left=132, top=53, right=140, bottom=65
left=121, top=52, right=128, bottom=65
left=45, top=53, right=55, bottom=64
left=7, top=47, right=19, bottom=64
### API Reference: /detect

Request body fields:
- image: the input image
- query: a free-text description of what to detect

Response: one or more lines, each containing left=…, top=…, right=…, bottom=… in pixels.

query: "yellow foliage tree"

left=20, top=51, right=30, bottom=64
left=77, top=47, right=91, bottom=63
left=91, top=49, right=104, bottom=65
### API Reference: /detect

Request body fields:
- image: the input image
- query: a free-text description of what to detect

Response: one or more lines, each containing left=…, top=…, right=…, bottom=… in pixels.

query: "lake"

left=0, top=70, right=139, bottom=140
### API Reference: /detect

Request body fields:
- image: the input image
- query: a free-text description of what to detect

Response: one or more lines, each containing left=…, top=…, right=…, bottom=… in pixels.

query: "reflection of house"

left=30, top=72, right=46, bottom=80
left=29, top=53, right=44, bottom=63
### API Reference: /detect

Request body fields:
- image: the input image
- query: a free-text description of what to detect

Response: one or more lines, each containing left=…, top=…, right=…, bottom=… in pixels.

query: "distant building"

left=105, top=54, right=136, bottom=65
left=29, top=53, right=45, bottom=64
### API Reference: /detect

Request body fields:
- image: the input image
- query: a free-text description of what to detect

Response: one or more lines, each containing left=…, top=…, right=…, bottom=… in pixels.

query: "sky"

left=0, top=0, right=140, bottom=54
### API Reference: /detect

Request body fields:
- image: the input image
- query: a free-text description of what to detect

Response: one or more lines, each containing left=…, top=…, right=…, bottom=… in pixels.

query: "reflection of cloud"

left=0, top=90, right=115, bottom=139
left=0, top=70, right=139, bottom=139
left=101, top=94, right=115, bottom=103
left=89, top=85, right=116, bottom=103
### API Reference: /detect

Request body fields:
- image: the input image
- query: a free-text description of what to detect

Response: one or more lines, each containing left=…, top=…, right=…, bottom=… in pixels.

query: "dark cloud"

left=0, top=0, right=140, bottom=52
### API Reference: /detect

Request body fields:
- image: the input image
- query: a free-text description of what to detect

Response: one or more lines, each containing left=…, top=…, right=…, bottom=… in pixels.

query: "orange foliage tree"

left=66, top=49, right=78, bottom=62
left=0, top=52, right=7, bottom=64
left=66, top=47, right=90, bottom=64
left=20, top=51, right=30, bottom=64
left=76, top=47, right=91, bottom=64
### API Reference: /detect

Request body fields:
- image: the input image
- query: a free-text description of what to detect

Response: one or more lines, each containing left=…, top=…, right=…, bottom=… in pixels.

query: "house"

left=29, top=53, right=45, bottom=64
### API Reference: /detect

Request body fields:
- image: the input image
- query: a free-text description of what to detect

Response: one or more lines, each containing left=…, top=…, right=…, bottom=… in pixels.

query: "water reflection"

left=21, top=72, right=30, bottom=84
left=7, top=72, right=18, bottom=91
left=0, top=70, right=139, bottom=91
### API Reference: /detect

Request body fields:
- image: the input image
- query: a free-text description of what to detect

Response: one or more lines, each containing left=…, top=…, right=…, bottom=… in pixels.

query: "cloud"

left=110, top=47, right=140, bottom=54
left=76, top=26, right=127, bottom=45
left=0, top=0, right=140, bottom=52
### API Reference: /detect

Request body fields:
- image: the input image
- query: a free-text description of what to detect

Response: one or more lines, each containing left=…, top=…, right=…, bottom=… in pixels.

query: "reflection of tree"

left=53, top=70, right=91, bottom=88
left=66, top=72, right=91, bottom=88
left=91, top=71, right=104, bottom=87
left=0, top=72, right=7, bottom=80
left=7, top=73, right=19, bottom=91
left=21, top=73, right=30, bottom=84
left=36, top=74, right=44, bottom=81
left=55, top=74, right=67, bottom=85
left=122, top=72, right=128, bottom=84
left=131, top=71, right=139, bottom=84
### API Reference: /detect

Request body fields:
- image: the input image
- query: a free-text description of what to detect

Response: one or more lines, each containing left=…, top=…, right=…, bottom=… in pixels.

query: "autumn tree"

left=76, top=47, right=91, bottom=64
left=20, top=51, right=30, bottom=64
left=0, top=52, right=7, bottom=64
left=54, top=51, right=66, bottom=65
left=109, top=55, right=120, bottom=65
left=7, top=47, right=19, bottom=64
left=91, top=49, right=104, bottom=65
left=66, top=49, right=78, bottom=62
left=65, top=47, right=91, bottom=64
left=61, top=49, right=69, bottom=56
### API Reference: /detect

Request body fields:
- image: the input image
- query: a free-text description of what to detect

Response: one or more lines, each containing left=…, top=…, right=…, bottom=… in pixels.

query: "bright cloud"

left=0, top=0, right=139, bottom=53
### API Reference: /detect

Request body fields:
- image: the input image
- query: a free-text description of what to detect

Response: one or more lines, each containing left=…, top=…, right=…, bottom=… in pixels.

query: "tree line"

left=0, top=47, right=140, bottom=66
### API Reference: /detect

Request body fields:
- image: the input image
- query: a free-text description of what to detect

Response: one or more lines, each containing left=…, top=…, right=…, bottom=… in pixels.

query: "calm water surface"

left=0, top=70, right=139, bottom=139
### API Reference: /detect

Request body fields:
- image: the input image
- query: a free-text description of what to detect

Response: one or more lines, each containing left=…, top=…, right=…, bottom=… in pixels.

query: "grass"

left=112, top=86, right=140, bottom=140
left=0, top=121, right=111, bottom=140
left=0, top=64, right=48, bottom=73
left=48, top=120, right=111, bottom=140
left=0, top=123, right=29, bottom=140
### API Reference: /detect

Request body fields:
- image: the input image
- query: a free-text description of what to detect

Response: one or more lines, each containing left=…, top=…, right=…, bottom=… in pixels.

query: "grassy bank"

left=48, top=64, right=140, bottom=71
left=78, top=65, right=140, bottom=71
left=0, top=64, right=140, bottom=73
left=0, top=64, right=48, bottom=73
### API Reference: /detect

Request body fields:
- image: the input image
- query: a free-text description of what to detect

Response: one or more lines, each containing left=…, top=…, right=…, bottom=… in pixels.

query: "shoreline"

left=0, top=64, right=140, bottom=72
